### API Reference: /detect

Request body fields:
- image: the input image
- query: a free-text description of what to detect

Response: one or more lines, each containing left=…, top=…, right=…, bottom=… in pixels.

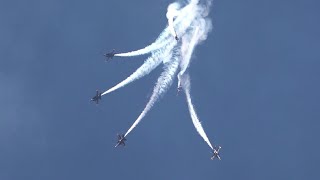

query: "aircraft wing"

left=217, top=147, right=221, bottom=153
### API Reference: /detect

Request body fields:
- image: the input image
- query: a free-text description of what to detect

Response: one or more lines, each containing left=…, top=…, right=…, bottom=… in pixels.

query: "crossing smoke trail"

left=103, top=0, right=210, bottom=96
left=181, top=74, right=214, bottom=150
left=125, top=53, right=180, bottom=137
left=101, top=40, right=177, bottom=96
left=99, top=0, right=216, bottom=152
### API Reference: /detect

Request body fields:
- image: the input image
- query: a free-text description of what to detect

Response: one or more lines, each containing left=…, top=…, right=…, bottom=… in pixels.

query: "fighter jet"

left=104, top=49, right=116, bottom=60
left=91, top=90, right=102, bottom=104
left=115, top=134, right=127, bottom=147
left=176, top=86, right=182, bottom=96
left=211, top=146, right=221, bottom=160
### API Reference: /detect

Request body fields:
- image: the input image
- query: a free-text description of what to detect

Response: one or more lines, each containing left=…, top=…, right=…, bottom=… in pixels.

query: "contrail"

left=166, top=2, right=180, bottom=39
left=101, top=40, right=177, bottom=96
left=114, top=38, right=172, bottom=57
left=175, top=7, right=214, bottom=149
left=178, top=17, right=212, bottom=88
left=179, top=27, right=200, bottom=76
left=99, top=0, right=216, bottom=152
left=120, top=0, right=213, bottom=137
left=177, top=26, right=200, bottom=88
left=124, top=53, right=180, bottom=137
left=114, top=0, right=200, bottom=58
left=181, top=74, right=213, bottom=150
left=101, top=57, right=161, bottom=96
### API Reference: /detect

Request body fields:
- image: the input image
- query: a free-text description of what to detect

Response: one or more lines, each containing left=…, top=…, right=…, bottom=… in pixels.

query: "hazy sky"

left=1, top=0, right=320, bottom=179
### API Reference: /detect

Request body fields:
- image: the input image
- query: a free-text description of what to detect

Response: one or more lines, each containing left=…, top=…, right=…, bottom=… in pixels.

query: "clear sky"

left=1, top=0, right=320, bottom=179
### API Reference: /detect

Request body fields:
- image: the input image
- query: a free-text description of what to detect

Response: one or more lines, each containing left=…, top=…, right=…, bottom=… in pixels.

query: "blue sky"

left=1, top=0, right=320, bottom=179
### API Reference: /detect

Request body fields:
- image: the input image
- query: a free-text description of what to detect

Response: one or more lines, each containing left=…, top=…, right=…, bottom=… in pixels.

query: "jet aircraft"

left=211, top=146, right=221, bottom=160
left=115, top=134, right=127, bottom=147
left=91, top=90, right=102, bottom=104
left=176, top=86, right=182, bottom=95
left=104, top=49, right=116, bottom=60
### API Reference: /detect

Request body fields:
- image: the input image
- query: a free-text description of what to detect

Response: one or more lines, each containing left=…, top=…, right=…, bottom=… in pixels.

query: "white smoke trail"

left=179, top=27, right=199, bottom=76
left=104, top=0, right=215, bottom=145
left=114, top=0, right=201, bottom=58
left=181, top=74, right=213, bottom=150
left=114, top=38, right=171, bottom=57
left=101, top=57, right=161, bottom=96
left=177, top=17, right=212, bottom=88
left=166, top=2, right=180, bottom=39
left=175, top=3, right=214, bottom=149
left=124, top=53, right=180, bottom=137
left=177, top=27, right=200, bottom=88
left=101, top=40, right=177, bottom=96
